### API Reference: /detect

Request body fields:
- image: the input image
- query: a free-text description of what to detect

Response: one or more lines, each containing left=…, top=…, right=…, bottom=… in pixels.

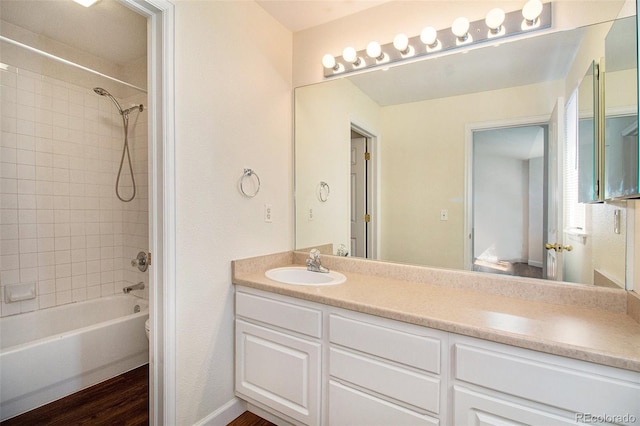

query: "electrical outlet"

left=264, top=204, right=272, bottom=223
left=440, top=209, right=448, bottom=221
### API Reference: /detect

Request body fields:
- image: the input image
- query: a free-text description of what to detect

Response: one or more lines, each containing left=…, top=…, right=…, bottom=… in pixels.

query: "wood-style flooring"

left=228, top=411, right=276, bottom=426
left=1, top=365, right=149, bottom=426
left=1, top=365, right=273, bottom=426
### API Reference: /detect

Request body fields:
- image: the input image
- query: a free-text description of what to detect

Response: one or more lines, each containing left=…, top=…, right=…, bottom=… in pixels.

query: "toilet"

left=145, top=318, right=150, bottom=340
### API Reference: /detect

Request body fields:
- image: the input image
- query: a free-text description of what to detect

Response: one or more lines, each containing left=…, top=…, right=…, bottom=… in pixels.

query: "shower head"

left=94, top=87, right=124, bottom=114
left=93, top=87, right=144, bottom=117
left=93, top=87, right=110, bottom=96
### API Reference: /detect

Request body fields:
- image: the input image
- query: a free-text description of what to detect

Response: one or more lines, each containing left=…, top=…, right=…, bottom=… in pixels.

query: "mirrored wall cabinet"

left=579, top=15, right=638, bottom=202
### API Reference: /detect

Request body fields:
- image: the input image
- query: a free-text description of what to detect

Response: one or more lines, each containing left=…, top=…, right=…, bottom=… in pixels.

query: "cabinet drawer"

left=454, top=386, right=579, bottom=425
left=235, top=320, right=321, bottom=425
left=455, top=343, right=640, bottom=419
left=329, top=314, right=441, bottom=373
left=236, top=290, right=322, bottom=338
left=329, top=380, right=439, bottom=426
left=330, top=347, right=440, bottom=414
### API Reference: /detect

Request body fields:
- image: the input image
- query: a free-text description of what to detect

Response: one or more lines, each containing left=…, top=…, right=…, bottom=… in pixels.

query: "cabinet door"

left=236, top=320, right=321, bottom=426
left=454, top=387, right=579, bottom=426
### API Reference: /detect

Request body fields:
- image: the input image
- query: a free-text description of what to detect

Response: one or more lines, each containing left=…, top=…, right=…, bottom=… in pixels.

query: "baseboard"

left=194, top=397, right=247, bottom=426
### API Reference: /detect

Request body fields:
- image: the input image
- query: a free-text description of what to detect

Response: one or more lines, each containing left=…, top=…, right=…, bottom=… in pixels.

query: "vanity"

left=232, top=251, right=640, bottom=426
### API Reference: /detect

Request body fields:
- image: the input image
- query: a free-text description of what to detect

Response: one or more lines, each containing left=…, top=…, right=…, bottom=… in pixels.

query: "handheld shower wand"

left=94, top=87, right=144, bottom=202
left=93, top=87, right=143, bottom=116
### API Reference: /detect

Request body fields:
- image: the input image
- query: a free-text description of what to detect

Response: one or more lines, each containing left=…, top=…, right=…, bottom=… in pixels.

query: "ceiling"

left=255, top=0, right=391, bottom=32
left=0, top=0, right=386, bottom=67
left=0, top=0, right=147, bottom=65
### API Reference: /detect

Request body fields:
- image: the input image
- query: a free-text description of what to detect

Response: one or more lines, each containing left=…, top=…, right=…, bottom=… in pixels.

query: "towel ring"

left=240, top=168, right=260, bottom=198
left=317, top=181, right=330, bottom=202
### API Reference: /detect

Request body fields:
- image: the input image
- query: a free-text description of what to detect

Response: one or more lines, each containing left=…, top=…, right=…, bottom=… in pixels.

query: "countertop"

left=232, top=251, right=640, bottom=372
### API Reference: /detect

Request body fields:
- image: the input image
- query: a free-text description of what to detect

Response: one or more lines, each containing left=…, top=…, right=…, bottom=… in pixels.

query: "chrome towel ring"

left=240, top=168, right=260, bottom=197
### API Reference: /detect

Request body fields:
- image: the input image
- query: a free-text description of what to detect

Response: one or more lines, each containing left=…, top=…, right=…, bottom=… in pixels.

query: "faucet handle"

left=309, top=248, right=321, bottom=261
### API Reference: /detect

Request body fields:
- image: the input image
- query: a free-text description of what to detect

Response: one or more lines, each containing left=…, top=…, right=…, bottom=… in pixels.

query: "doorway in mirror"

left=471, top=124, right=546, bottom=280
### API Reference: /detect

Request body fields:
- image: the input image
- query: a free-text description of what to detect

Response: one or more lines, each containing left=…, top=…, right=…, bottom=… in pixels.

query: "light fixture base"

left=323, top=2, right=551, bottom=77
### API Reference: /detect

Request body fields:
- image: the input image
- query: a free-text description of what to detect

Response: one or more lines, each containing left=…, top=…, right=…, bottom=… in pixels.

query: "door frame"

left=121, top=0, right=176, bottom=424
left=350, top=120, right=379, bottom=260
left=464, top=115, right=550, bottom=272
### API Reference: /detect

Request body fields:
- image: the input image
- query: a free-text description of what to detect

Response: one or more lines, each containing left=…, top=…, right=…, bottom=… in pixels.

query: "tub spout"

left=123, top=282, right=145, bottom=293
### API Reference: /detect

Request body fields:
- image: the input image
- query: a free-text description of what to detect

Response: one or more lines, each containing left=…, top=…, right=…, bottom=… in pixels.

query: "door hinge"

left=364, top=214, right=371, bottom=222
left=364, top=152, right=371, bottom=161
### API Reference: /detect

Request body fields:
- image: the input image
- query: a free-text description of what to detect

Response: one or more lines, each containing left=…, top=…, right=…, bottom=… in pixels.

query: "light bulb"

left=366, top=41, right=384, bottom=60
left=342, top=46, right=359, bottom=65
left=342, top=47, right=356, bottom=63
left=420, top=27, right=438, bottom=47
left=393, top=33, right=410, bottom=54
left=452, top=17, right=470, bottom=41
left=485, top=8, right=505, bottom=33
left=522, top=0, right=543, bottom=24
left=322, top=54, right=336, bottom=69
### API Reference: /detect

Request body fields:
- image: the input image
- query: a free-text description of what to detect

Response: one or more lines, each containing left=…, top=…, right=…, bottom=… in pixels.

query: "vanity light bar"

left=322, top=1, right=551, bottom=77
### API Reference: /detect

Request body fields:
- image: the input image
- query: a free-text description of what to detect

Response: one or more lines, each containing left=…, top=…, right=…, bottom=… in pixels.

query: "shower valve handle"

left=131, top=251, right=149, bottom=272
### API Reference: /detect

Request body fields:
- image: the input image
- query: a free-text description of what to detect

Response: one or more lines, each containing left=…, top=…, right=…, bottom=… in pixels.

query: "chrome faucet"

left=306, top=249, right=329, bottom=273
left=123, top=282, right=145, bottom=293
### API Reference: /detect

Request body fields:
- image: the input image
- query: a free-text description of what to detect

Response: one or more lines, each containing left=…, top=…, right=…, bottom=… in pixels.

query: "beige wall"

left=174, top=1, right=292, bottom=423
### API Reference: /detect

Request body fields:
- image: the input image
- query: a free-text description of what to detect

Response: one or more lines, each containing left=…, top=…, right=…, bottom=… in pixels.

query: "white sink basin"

left=265, top=267, right=346, bottom=286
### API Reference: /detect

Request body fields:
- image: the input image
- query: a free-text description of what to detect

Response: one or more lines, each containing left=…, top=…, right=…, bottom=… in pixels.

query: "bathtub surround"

left=0, top=64, right=148, bottom=317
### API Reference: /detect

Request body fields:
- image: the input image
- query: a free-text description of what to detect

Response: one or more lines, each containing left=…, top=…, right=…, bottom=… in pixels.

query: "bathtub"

left=0, top=294, right=149, bottom=421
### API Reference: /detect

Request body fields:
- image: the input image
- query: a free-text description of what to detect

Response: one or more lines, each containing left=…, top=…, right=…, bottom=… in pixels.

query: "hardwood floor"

left=228, top=411, right=276, bottom=426
left=1, top=364, right=274, bottom=426
left=1, top=365, right=149, bottom=426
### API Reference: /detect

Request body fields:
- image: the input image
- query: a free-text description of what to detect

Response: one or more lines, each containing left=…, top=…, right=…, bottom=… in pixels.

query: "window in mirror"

left=564, top=91, right=586, bottom=233
left=578, top=61, right=600, bottom=203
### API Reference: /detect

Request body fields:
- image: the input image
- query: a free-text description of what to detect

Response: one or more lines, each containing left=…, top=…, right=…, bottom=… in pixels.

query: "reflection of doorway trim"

left=351, top=120, right=379, bottom=259
left=464, top=115, right=549, bottom=272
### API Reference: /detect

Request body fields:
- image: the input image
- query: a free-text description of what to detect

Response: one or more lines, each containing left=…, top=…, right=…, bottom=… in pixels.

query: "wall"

left=0, top=32, right=148, bottom=317
left=174, top=1, right=292, bottom=424
left=474, top=152, right=528, bottom=264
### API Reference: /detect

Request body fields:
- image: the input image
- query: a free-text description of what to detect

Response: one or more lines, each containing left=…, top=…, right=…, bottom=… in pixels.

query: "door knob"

left=545, top=243, right=573, bottom=252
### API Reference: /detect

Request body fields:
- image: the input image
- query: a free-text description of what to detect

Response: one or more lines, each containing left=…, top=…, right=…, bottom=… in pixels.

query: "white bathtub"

left=0, top=294, right=149, bottom=421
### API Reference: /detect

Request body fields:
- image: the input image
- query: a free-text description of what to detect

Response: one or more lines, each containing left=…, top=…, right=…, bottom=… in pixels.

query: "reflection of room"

left=472, top=126, right=545, bottom=279
left=295, top=8, right=636, bottom=288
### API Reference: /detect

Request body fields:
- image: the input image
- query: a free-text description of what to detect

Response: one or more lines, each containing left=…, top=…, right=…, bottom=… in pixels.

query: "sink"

left=265, top=267, right=346, bottom=286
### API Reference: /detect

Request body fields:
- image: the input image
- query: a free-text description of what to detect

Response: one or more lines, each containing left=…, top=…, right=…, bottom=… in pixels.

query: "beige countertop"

left=232, top=251, right=640, bottom=372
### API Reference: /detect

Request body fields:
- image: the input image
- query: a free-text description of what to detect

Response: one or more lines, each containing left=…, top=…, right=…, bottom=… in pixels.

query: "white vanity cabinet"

left=327, top=312, right=447, bottom=425
left=235, top=286, right=640, bottom=426
left=451, top=336, right=640, bottom=426
left=235, top=289, right=323, bottom=426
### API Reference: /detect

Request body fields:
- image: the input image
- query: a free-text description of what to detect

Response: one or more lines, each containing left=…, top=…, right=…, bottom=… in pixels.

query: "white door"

left=350, top=135, right=367, bottom=257
left=545, top=98, right=565, bottom=281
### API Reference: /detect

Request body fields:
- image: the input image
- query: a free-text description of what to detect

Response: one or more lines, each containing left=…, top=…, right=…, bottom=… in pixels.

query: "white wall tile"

left=1, top=65, right=148, bottom=316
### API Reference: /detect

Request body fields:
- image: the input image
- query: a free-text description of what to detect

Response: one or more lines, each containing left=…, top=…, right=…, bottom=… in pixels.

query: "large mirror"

left=295, top=12, right=637, bottom=290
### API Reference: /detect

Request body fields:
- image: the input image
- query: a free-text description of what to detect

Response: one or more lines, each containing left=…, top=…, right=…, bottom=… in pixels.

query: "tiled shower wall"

left=0, top=64, right=148, bottom=317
